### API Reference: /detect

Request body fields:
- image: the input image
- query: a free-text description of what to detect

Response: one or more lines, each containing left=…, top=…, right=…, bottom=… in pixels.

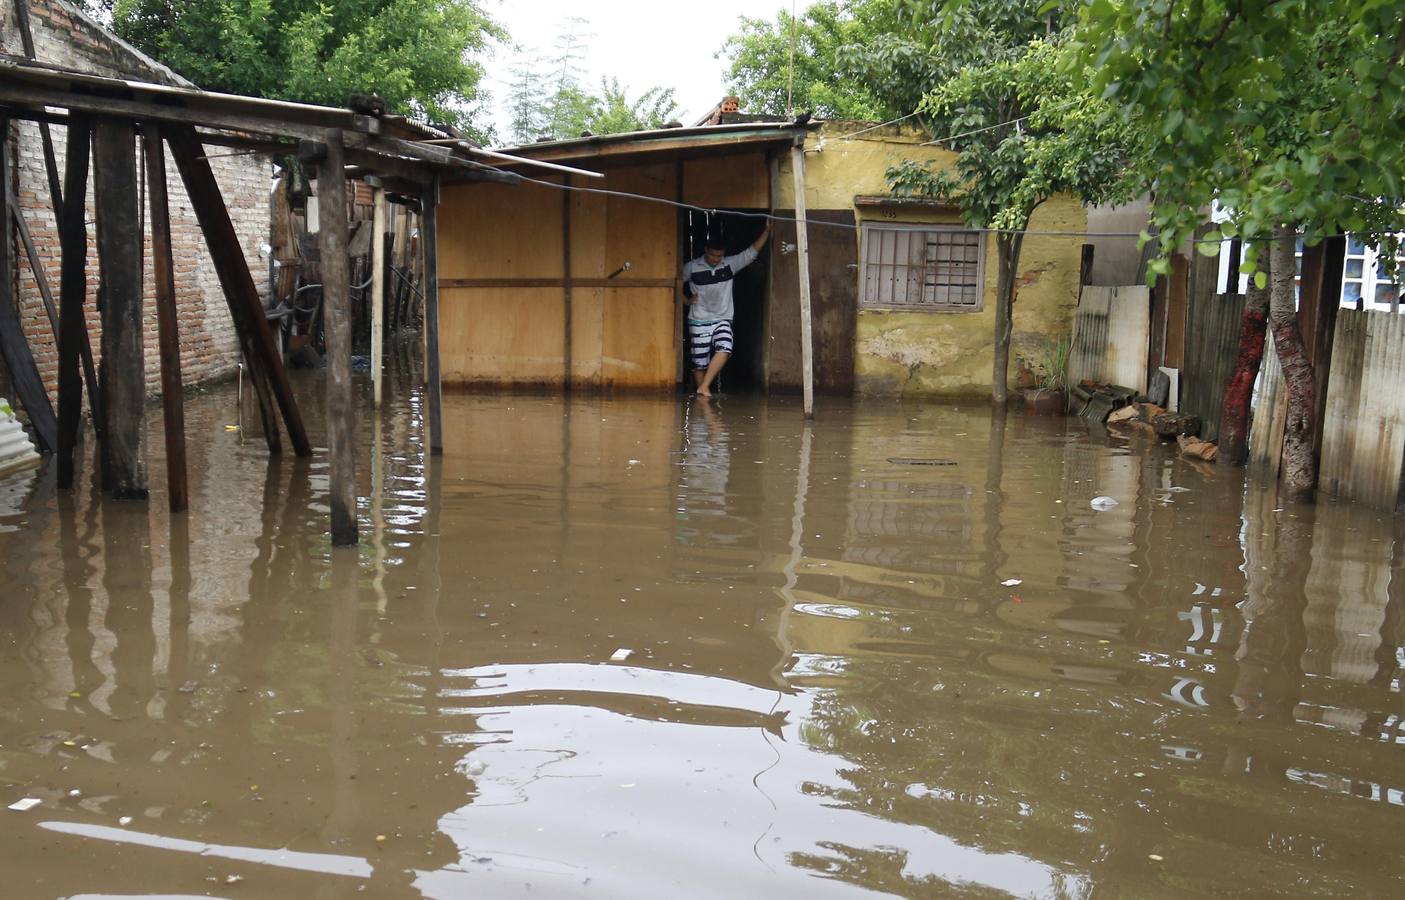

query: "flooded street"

left=2, top=370, right=1403, bottom=899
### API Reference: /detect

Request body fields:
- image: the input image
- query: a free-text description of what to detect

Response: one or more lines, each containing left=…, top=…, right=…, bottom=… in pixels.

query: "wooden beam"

left=789, top=143, right=815, bottom=419
left=319, top=129, right=358, bottom=546
left=371, top=185, right=386, bottom=407
left=92, top=120, right=149, bottom=500
left=562, top=175, right=573, bottom=390
left=56, top=117, right=91, bottom=487
left=0, top=116, right=58, bottom=453
left=440, top=277, right=677, bottom=289
left=422, top=178, right=444, bottom=455
left=10, top=1, right=65, bottom=245
left=144, top=124, right=188, bottom=512
left=166, top=124, right=311, bottom=456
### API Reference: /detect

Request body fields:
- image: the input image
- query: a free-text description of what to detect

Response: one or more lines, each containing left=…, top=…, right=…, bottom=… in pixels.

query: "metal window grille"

left=860, top=224, right=984, bottom=311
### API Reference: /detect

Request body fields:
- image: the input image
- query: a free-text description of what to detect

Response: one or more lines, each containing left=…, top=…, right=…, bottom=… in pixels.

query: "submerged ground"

left=1, top=368, right=1402, bottom=898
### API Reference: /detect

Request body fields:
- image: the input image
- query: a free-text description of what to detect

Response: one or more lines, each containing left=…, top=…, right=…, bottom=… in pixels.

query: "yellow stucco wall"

left=779, top=121, right=1088, bottom=399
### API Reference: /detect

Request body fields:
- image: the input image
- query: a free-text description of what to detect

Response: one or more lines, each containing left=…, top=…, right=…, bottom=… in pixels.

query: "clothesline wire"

left=511, top=173, right=1335, bottom=244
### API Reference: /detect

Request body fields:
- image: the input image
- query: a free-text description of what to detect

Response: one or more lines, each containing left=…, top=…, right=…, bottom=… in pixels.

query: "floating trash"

left=887, top=458, right=957, bottom=466
left=1001, top=579, right=1023, bottom=587
left=8, top=798, right=41, bottom=812
left=1091, top=496, right=1119, bottom=510
left=609, top=648, right=634, bottom=662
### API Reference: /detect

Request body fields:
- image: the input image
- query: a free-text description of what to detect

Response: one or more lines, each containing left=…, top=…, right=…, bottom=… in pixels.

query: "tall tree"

left=586, top=79, right=681, bottom=134
left=1073, top=0, right=1405, bottom=497
left=111, top=0, right=503, bottom=128
left=719, top=0, right=897, bottom=119
left=885, top=28, right=1140, bottom=403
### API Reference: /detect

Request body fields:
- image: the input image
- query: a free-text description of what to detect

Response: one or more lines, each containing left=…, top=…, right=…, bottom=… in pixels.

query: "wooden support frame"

left=166, top=124, right=311, bottom=457
left=562, top=175, right=573, bottom=390
left=144, top=124, right=188, bottom=512
left=317, top=129, right=358, bottom=546
left=789, top=142, right=815, bottom=419
left=1, top=116, right=58, bottom=454
left=371, top=184, right=386, bottom=407
left=422, top=178, right=444, bottom=455
left=92, top=119, right=149, bottom=499
left=56, top=117, right=91, bottom=488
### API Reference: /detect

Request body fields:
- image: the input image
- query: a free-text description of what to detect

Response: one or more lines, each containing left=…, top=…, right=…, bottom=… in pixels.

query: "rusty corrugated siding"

left=1068, top=286, right=1150, bottom=391
left=1181, top=293, right=1246, bottom=443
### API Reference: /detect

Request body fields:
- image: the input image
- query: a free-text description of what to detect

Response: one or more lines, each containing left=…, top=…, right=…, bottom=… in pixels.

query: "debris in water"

left=119, top=816, right=133, bottom=826
left=226, top=874, right=245, bottom=884
left=8, top=798, right=42, bottom=812
left=627, top=459, right=641, bottom=466
left=1148, top=854, right=1164, bottom=862
left=887, top=457, right=956, bottom=466
left=1091, top=496, right=1119, bottom=510
left=177, top=681, right=199, bottom=694
left=610, top=648, right=634, bottom=661
left=1001, top=579, right=1022, bottom=587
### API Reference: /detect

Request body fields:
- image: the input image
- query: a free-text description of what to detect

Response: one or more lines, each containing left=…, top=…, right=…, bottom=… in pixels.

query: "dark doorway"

left=678, top=209, right=771, bottom=393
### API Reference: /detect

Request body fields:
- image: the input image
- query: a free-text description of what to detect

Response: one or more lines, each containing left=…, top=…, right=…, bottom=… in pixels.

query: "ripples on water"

left=0, top=370, right=1402, bottom=898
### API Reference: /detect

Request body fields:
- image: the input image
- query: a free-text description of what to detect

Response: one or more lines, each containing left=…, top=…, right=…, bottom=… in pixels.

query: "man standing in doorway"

left=681, top=221, right=771, bottom=397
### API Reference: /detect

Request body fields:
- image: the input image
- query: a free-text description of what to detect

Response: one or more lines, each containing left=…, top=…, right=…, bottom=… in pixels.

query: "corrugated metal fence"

left=1181, top=293, right=1246, bottom=443
left=1319, top=310, right=1405, bottom=509
left=1250, top=309, right=1405, bottom=510
left=1068, top=286, right=1151, bottom=393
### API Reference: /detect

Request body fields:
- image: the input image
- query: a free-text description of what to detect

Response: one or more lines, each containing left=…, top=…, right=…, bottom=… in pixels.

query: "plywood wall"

left=439, top=163, right=684, bottom=389
left=683, top=153, right=769, bottom=209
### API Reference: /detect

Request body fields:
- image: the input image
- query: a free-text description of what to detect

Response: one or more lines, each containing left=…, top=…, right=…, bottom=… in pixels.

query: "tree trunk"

left=1217, top=252, right=1271, bottom=466
left=991, top=231, right=1025, bottom=405
left=1269, top=225, right=1316, bottom=499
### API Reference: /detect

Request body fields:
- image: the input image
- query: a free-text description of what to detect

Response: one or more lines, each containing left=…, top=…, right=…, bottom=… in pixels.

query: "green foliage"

left=1037, top=336, right=1069, bottom=391
left=1070, top=0, right=1405, bottom=277
left=587, top=79, right=681, bottom=135
left=111, top=0, right=503, bottom=129
left=718, top=1, right=897, bottom=119
left=887, top=37, right=1140, bottom=232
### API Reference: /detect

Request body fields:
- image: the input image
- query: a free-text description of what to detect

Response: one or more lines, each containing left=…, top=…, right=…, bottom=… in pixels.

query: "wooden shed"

left=438, top=123, right=813, bottom=393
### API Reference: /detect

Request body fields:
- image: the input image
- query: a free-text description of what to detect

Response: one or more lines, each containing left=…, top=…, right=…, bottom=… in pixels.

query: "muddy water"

left=1, top=372, right=1402, bottom=899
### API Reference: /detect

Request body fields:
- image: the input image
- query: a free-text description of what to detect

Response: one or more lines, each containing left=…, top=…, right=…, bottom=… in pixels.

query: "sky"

left=477, top=0, right=793, bottom=145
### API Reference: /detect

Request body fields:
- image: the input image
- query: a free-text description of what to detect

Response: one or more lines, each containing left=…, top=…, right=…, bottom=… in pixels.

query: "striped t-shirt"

left=682, top=247, right=759, bottom=322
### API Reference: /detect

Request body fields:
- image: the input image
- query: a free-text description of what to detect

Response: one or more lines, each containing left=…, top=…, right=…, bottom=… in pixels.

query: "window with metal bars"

left=859, top=223, right=985, bottom=311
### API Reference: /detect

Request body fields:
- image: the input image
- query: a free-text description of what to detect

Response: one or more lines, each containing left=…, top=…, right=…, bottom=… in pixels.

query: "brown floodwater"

left=1, top=366, right=1402, bottom=898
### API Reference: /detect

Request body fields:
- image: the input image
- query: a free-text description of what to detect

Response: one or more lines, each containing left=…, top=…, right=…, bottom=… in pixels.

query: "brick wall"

left=2, top=0, right=271, bottom=403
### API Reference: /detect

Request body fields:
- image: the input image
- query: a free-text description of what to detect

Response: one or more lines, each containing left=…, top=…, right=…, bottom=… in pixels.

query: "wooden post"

left=318, top=130, right=358, bottom=546
left=56, top=118, right=91, bottom=488
left=144, top=125, right=188, bottom=512
left=370, top=183, right=386, bottom=407
left=789, top=142, right=815, bottom=419
left=92, top=120, right=149, bottom=500
left=423, top=179, right=444, bottom=455
left=0, top=117, right=58, bottom=454
left=166, top=125, right=311, bottom=457
left=562, top=176, right=573, bottom=391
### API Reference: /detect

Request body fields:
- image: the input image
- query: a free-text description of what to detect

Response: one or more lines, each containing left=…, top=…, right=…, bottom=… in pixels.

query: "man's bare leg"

left=696, top=351, right=730, bottom=397
left=692, top=369, right=705, bottom=389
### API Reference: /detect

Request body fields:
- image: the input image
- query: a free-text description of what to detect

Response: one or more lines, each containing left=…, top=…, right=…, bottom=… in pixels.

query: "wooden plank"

left=562, top=176, right=573, bottom=390
left=682, top=153, right=768, bottom=208
left=790, top=144, right=814, bottom=418
left=1320, top=310, right=1368, bottom=498
left=605, top=164, right=676, bottom=279
left=92, top=120, right=148, bottom=498
left=423, top=178, right=443, bottom=455
left=1347, top=312, right=1405, bottom=508
left=1248, top=336, right=1287, bottom=477
left=167, top=124, right=311, bottom=456
left=371, top=185, right=386, bottom=407
left=1162, top=253, right=1189, bottom=368
left=56, top=117, right=91, bottom=487
left=440, top=277, right=676, bottom=289
left=319, top=131, right=358, bottom=545
left=602, top=287, right=675, bottom=388
left=438, top=180, right=562, bottom=280
left=439, top=287, right=565, bottom=385
left=10, top=0, right=65, bottom=244
left=144, top=125, right=188, bottom=512
left=0, top=117, right=57, bottom=454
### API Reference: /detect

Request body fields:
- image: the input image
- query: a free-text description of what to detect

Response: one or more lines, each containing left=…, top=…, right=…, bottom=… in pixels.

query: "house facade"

left=435, top=118, right=1089, bottom=398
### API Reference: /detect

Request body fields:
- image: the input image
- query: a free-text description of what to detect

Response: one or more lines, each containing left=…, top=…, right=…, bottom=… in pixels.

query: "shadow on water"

left=0, top=371, right=1403, bottom=898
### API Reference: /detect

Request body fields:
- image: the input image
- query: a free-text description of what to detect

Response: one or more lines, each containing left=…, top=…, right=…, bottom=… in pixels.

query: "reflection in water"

left=1, top=378, right=1404, bottom=898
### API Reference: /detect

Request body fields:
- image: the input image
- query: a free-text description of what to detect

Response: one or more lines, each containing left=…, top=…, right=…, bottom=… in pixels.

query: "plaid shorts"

left=688, top=319, right=734, bottom=370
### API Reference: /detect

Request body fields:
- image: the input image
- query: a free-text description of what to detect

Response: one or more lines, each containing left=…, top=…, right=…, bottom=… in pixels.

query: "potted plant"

left=1022, top=338, right=1068, bottom=415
